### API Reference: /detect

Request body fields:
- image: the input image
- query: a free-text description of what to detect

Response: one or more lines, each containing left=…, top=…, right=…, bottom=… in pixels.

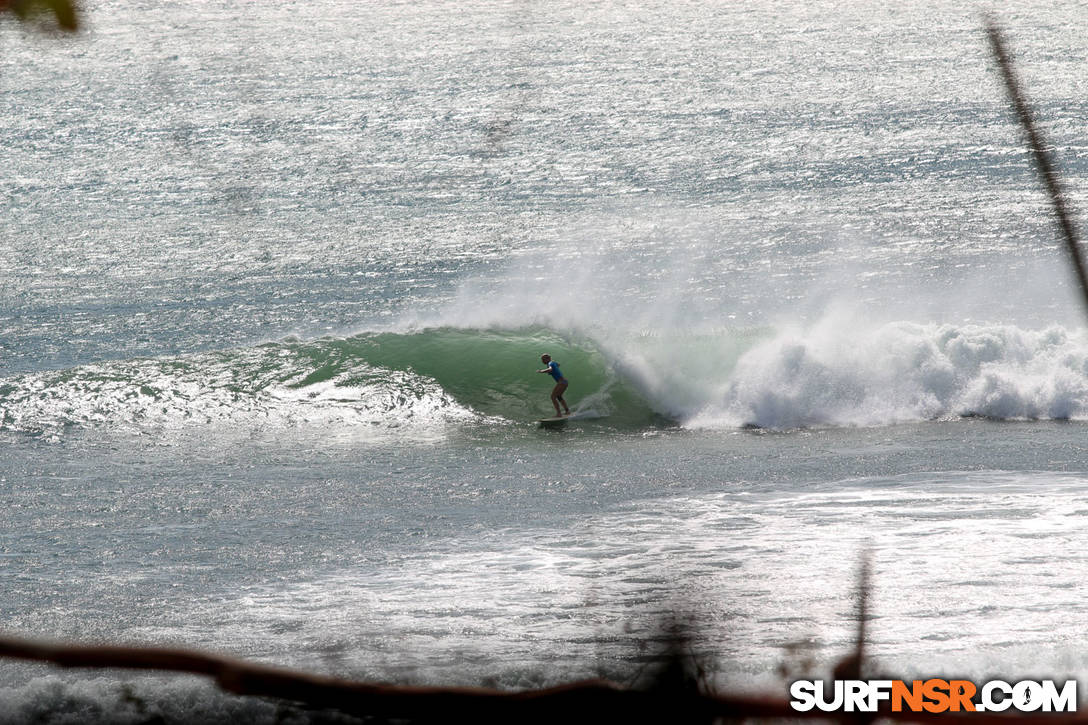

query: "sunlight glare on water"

left=3, top=0, right=1088, bottom=721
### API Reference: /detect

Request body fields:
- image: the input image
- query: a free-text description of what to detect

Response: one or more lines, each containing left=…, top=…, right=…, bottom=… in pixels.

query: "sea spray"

left=691, top=319, right=1088, bottom=429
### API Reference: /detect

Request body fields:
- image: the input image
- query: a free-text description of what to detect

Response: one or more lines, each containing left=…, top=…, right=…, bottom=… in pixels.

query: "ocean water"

left=4, top=0, right=1088, bottom=721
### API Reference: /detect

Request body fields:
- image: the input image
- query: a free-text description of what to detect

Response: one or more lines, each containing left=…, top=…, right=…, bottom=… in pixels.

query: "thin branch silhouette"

left=985, top=16, right=1088, bottom=317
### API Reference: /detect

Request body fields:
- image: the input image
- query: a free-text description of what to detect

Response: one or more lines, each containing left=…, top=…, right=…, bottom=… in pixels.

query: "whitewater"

left=4, top=0, right=1088, bottom=722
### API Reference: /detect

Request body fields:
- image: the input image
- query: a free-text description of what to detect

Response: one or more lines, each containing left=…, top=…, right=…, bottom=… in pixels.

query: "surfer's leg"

left=554, top=381, right=570, bottom=415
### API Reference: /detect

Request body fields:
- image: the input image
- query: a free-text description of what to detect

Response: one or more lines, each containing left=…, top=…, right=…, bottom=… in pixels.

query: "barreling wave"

left=4, top=321, right=1088, bottom=437
left=0, top=327, right=667, bottom=438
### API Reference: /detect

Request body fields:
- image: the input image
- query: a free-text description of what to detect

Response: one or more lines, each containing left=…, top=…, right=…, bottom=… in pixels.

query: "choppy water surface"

left=3, top=0, right=1088, bottom=721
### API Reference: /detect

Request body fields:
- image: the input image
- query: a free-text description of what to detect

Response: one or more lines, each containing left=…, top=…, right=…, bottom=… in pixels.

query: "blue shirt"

left=547, top=361, right=565, bottom=382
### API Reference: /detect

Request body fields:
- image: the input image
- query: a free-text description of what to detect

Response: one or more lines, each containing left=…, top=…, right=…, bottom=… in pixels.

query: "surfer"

left=537, top=354, right=571, bottom=417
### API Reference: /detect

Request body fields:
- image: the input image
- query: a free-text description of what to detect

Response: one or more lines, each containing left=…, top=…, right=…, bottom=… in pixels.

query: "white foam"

left=0, top=675, right=307, bottom=725
left=0, top=347, right=484, bottom=443
left=689, top=317, right=1088, bottom=429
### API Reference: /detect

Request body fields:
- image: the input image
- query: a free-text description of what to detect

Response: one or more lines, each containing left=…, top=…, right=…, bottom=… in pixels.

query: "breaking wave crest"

left=693, top=321, right=1088, bottom=429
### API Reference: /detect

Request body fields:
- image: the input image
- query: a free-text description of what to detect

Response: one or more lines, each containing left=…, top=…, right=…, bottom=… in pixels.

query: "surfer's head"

left=540, top=354, right=551, bottom=364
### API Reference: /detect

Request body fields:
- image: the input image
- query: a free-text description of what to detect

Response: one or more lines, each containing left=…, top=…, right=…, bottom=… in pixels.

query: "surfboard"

left=537, top=415, right=569, bottom=428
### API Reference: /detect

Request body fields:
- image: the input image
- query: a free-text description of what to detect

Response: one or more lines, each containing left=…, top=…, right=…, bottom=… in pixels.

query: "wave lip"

left=689, top=322, right=1088, bottom=430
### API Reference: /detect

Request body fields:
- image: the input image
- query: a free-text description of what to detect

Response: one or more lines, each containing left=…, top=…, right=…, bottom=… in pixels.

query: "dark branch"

left=985, top=16, right=1088, bottom=317
left=1, top=633, right=1087, bottom=724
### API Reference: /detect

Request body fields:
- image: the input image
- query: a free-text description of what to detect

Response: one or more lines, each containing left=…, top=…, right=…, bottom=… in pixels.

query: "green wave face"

left=299, top=327, right=664, bottom=426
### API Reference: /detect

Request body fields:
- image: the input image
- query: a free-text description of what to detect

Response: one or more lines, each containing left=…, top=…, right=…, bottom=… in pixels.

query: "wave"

left=4, top=321, right=1088, bottom=437
left=0, top=327, right=673, bottom=438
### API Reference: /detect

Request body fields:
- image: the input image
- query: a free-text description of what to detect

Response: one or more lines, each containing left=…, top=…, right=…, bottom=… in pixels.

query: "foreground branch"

left=0, top=633, right=704, bottom=723
left=2, top=633, right=1087, bottom=724
left=985, top=16, right=1088, bottom=317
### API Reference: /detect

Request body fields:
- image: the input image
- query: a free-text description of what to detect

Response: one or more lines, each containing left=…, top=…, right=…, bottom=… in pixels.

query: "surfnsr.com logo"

left=790, top=679, right=1078, bottom=713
